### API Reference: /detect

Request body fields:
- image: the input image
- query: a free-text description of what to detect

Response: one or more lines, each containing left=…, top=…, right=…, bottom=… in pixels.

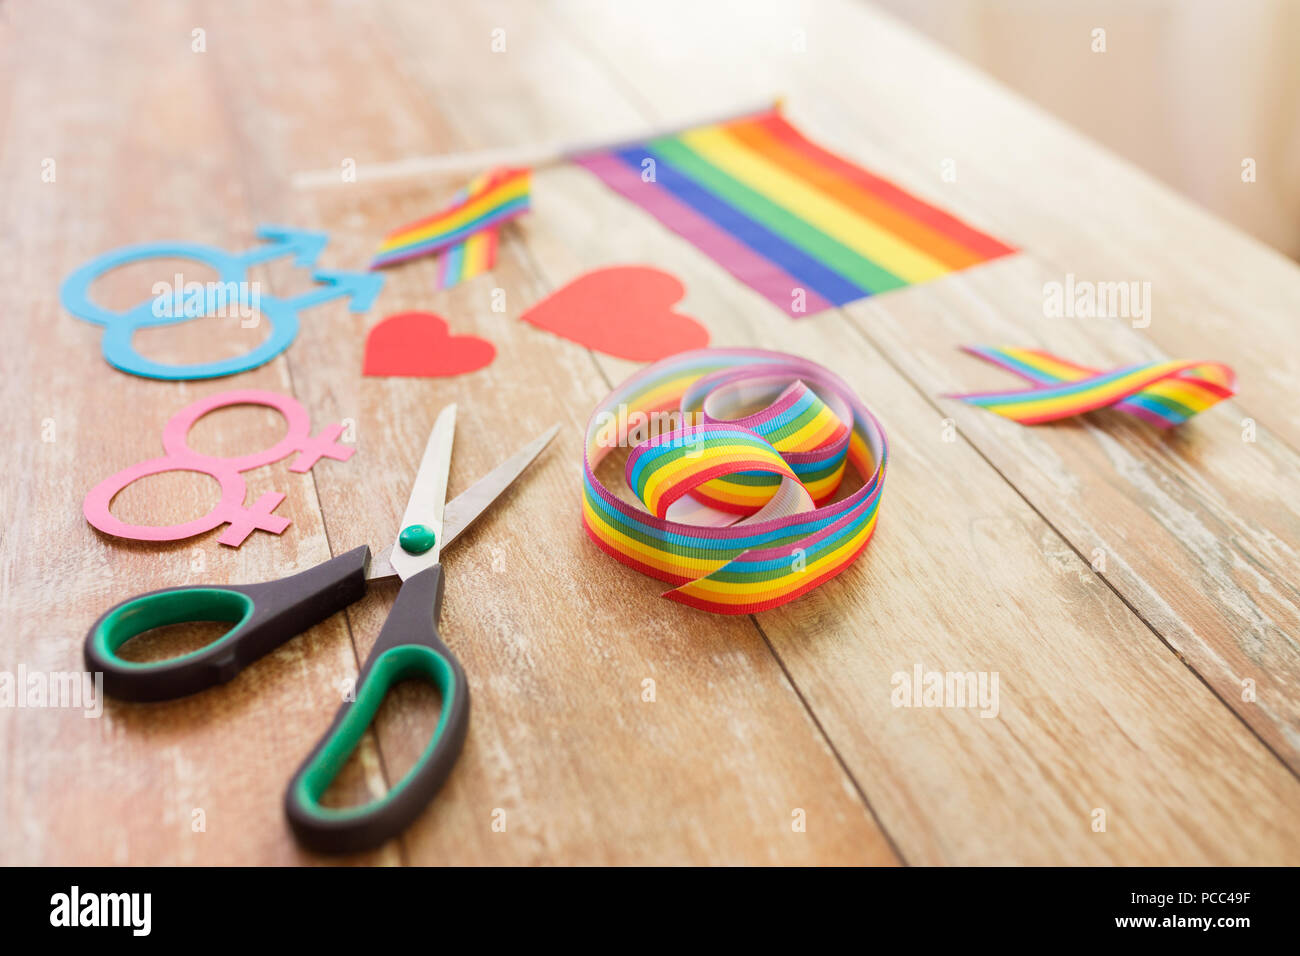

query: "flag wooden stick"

left=290, top=97, right=780, bottom=189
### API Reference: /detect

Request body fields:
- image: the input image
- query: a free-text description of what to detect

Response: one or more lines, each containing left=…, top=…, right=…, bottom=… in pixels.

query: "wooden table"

left=3, top=0, right=1298, bottom=866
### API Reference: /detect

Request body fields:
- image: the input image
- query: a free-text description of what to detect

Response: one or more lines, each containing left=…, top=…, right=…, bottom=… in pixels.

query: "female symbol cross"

left=83, top=390, right=354, bottom=547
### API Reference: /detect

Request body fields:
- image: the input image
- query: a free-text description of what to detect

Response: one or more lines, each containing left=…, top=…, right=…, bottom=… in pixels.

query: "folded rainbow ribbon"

left=431, top=169, right=503, bottom=289
left=950, top=346, right=1236, bottom=427
left=370, top=167, right=530, bottom=270
left=435, top=225, right=498, bottom=290
left=583, top=349, right=887, bottom=614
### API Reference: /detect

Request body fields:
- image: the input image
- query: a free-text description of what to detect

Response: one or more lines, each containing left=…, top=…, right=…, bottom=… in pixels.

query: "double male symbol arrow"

left=242, top=225, right=331, bottom=267
left=62, top=223, right=387, bottom=380
left=246, top=225, right=383, bottom=313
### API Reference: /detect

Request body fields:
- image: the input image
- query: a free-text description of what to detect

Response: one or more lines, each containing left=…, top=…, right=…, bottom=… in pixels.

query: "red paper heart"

left=520, top=266, right=709, bottom=361
left=362, top=311, right=496, bottom=378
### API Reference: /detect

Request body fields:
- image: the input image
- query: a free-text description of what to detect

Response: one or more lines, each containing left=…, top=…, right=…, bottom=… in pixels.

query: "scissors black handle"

left=283, top=563, right=470, bottom=855
left=84, top=546, right=372, bottom=702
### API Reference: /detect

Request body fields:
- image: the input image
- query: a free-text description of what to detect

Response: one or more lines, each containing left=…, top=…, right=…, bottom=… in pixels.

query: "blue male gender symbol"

left=60, top=225, right=383, bottom=380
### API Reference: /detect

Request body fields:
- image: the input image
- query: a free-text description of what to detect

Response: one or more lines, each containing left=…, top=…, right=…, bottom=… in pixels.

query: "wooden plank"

left=4, top=0, right=1299, bottom=866
left=196, top=0, right=897, bottom=865
left=845, top=257, right=1300, bottom=769
left=0, top=1, right=393, bottom=864
left=522, top=158, right=1300, bottom=865
left=537, top=0, right=1300, bottom=859
left=540, top=0, right=1300, bottom=769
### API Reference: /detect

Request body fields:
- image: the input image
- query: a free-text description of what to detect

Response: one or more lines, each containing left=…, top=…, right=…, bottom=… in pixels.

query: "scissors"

left=84, top=405, right=558, bottom=854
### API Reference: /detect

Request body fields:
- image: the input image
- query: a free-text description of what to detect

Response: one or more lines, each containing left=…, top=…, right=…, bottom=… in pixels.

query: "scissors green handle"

left=83, top=418, right=556, bottom=854
left=83, top=546, right=470, bottom=854
left=283, top=562, right=469, bottom=854
left=84, top=546, right=371, bottom=702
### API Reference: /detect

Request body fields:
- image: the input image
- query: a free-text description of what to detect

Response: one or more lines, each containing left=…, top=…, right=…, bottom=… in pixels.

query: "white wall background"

left=871, top=0, right=1300, bottom=259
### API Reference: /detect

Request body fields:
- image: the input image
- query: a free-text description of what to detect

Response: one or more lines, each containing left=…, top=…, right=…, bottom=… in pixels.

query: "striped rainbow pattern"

left=687, top=380, right=849, bottom=514
left=584, top=349, right=887, bottom=615
left=371, top=167, right=530, bottom=270
left=627, top=425, right=802, bottom=519
left=434, top=227, right=498, bottom=289
left=952, top=346, right=1236, bottom=427
left=573, top=107, right=1015, bottom=317
left=433, top=169, right=504, bottom=289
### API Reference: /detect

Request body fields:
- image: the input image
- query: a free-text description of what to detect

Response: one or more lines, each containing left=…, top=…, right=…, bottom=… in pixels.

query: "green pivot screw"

left=399, top=524, right=437, bottom=555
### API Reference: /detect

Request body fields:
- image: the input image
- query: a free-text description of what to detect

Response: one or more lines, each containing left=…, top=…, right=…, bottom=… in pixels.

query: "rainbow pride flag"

left=572, top=107, right=1015, bottom=317
left=371, top=167, right=530, bottom=270
left=951, top=346, right=1236, bottom=427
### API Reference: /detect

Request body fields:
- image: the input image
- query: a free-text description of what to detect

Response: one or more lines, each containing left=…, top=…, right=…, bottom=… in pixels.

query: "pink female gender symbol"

left=84, top=390, right=354, bottom=547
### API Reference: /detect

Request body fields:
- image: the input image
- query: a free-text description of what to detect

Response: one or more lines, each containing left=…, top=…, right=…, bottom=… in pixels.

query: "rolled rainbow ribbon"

left=583, top=349, right=887, bottom=614
left=951, top=346, right=1236, bottom=427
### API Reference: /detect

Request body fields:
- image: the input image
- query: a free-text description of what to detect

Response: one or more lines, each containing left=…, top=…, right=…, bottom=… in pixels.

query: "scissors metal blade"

left=387, top=404, right=457, bottom=581
left=368, top=422, right=560, bottom=581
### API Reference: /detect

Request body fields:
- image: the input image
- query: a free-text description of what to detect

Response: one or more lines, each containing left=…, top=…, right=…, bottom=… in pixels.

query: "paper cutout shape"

left=948, top=346, right=1237, bottom=427
left=371, top=168, right=530, bottom=269
left=362, top=311, right=496, bottom=378
left=61, top=225, right=383, bottom=381
left=520, top=266, right=709, bottom=361
left=84, top=390, right=354, bottom=547
left=572, top=106, right=1016, bottom=317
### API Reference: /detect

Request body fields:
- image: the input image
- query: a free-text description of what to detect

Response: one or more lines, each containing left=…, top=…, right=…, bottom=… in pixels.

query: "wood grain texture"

left=0, top=0, right=394, bottom=865
left=541, top=0, right=1300, bottom=771
left=0, top=0, right=1296, bottom=865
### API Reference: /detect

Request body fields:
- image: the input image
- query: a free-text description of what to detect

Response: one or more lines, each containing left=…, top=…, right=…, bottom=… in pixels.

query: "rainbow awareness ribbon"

left=950, top=346, right=1236, bottom=427
left=433, top=168, right=504, bottom=289
left=370, top=167, right=530, bottom=270
left=583, top=349, right=887, bottom=615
